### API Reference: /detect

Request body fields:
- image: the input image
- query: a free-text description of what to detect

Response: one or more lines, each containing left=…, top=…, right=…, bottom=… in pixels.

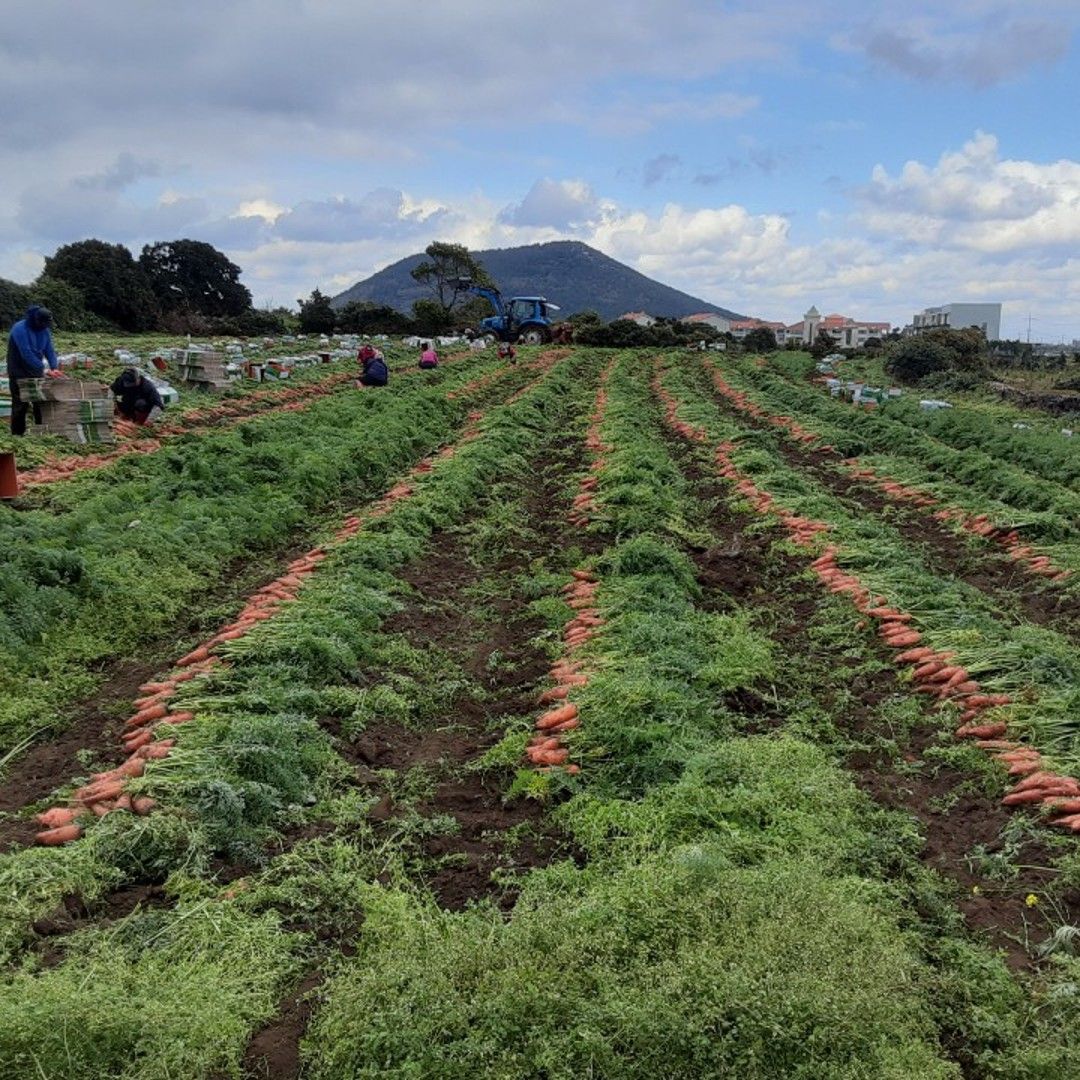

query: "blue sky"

left=2, top=1, right=1079, bottom=340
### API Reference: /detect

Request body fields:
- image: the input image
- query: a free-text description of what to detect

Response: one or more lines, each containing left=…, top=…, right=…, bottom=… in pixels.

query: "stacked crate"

left=174, top=348, right=233, bottom=390
left=19, top=378, right=114, bottom=443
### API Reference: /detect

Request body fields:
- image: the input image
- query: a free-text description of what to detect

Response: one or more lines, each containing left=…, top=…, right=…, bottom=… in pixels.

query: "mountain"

left=330, top=240, right=744, bottom=322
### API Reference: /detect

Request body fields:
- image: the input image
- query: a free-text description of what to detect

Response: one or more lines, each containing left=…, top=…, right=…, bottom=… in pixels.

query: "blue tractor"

left=453, top=280, right=559, bottom=344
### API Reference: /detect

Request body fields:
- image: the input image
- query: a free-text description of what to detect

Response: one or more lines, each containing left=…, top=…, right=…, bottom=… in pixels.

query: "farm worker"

left=497, top=342, right=517, bottom=364
left=110, top=368, right=165, bottom=425
left=6, top=305, right=62, bottom=436
left=418, top=342, right=439, bottom=369
left=357, top=344, right=388, bottom=387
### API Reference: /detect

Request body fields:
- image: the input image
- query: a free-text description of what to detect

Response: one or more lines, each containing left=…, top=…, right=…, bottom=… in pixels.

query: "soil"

left=240, top=385, right=595, bottom=1078
left=660, top=400, right=1080, bottom=974
left=0, top=365, right=544, bottom=853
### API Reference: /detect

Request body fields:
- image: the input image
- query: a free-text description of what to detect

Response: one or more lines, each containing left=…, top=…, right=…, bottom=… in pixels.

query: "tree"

left=742, top=327, right=778, bottom=353
left=335, top=301, right=410, bottom=335
left=884, top=327, right=988, bottom=384
left=139, top=239, right=251, bottom=318
left=44, top=239, right=158, bottom=330
left=809, top=330, right=837, bottom=360
left=297, top=289, right=336, bottom=334
left=411, top=298, right=453, bottom=334
left=28, top=276, right=100, bottom=331
left=409, top=242, right=491, bottom=319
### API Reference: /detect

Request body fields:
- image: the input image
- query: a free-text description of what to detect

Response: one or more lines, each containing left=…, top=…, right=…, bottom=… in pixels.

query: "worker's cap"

left=358, top=345, right=375, bottom=360
left=28, top=306, right=53, bottom=328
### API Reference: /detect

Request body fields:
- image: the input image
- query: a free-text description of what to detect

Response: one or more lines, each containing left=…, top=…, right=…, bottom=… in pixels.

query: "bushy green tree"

left=297, top=288, right=336, bottom=334
left=409, top=241, right=491, bottom=319
left=411, top=297, right=453, bottom=333
left=44, top=239, right=158, bottom=330
left=27, top=276, right=101, bottom=331
left=742, top=326, right=778, bottom=352
left=0, top=278, right=30, bottom=328
left=335, top=301, right=410, bottom=335
left=809, top=330, right=837, bottom=359
left=885, top=327, right=988, bottom=384
left=139, top=239, right=251, bottom=318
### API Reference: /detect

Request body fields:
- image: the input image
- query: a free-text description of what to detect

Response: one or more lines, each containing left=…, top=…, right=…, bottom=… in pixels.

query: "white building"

left=911, top=303, right=1001, bottom=341
left=618, top=311, right=656, bottom=327
left=786, top=307, right=891, bottom=348
left=681, top=312, right=732, bottom=333
left=728, top=318, right=788, bottom=344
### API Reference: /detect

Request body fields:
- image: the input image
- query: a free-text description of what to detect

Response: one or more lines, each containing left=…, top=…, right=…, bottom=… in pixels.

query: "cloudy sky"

left=2, top=1, right=1079, bottom=340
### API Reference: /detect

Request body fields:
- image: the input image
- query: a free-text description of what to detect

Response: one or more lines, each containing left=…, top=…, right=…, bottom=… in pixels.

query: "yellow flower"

left=1025, top=893, right=1039, bottom=908
left=971, top=885, right=982, bottom=896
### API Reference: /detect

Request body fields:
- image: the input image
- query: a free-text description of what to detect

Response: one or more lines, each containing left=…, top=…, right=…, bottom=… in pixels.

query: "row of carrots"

left=842, top=459, right=1072, bottom=584
left=20, top=348, right=482, bottom=489
left=31, top=366, right=533, bottom=847
left=654, top=367, right=1080, bottom=836
left=527, top=363, right=613, bottom=773
left=703, top=366, right=1073, bottom=593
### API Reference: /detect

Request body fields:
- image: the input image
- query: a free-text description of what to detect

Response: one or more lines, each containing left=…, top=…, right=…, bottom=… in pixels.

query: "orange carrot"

left=896, top=647, right=935, bottom=663
left=537, top=704, right=579, bottom=730
left=956, top=721, right=1007, bottom=739
left=36, top=824, right=82, bottom=846
left=538, top=686, right=571, bottom=704
left=132, top=797, right=156, bottom=816
left=35, top=807, right=78, bottom=829
left=176, top=646, right=210, bottom=667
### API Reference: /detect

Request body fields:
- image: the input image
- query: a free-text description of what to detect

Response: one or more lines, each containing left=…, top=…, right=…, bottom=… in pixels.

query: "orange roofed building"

left=786, top=306, right=890, bottom=348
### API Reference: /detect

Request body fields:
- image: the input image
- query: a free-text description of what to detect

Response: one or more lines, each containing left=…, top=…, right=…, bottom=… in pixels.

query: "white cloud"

left=499, top=179, right=604, bottom=230
left=856, top=132, right=1080, bottom=252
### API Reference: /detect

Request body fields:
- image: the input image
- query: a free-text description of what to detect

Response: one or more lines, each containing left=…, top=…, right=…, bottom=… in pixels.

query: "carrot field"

left=0, top=342, right=1078, bottom=1079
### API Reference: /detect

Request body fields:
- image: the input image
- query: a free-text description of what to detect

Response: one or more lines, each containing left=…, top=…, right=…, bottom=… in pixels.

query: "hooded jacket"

left=6, top=305, right=59, bottom=379
left=110, top=369, right=164, bottom=417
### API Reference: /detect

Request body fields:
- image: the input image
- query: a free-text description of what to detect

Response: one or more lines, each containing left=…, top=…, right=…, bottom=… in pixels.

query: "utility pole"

left=1026, top=313, right=1033, bottom=344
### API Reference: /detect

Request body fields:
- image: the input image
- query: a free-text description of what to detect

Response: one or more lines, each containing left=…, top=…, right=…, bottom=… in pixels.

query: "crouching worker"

left=418, top=341, right=439, bottom=369
left=356, top=345, right=388, bottom=387
left=110, top=368, right=164, bottom=425
left=7, top=304, right=61, bottom=436
left=497, top=342, right=517, bottom=364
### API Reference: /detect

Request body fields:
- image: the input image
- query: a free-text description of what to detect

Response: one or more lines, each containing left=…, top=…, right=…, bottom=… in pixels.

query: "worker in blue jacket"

left=6, top=305, right=61, bottom=435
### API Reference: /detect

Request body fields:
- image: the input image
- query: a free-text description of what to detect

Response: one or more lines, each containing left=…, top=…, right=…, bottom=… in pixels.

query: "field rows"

left=0, top=347, right=1078, bottom=1078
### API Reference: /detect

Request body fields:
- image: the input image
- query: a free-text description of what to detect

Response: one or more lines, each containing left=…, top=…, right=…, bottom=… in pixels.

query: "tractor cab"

left=452, top=277, right=559, bottom=344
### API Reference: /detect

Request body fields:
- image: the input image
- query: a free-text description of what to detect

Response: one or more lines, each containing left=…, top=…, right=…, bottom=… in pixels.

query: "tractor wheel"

left=519, top=325, right=549, bottom=345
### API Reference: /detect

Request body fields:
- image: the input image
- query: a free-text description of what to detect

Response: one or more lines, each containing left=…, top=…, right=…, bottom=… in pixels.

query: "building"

left=728, top=318, right=788, bottom=345
left=617, top=311, right=656, bottom=327
left=911, top=303, right=1001, bottom=341
left=681, top=312, right=732, bottom=333
left=786, top=306, right=891, bottom=349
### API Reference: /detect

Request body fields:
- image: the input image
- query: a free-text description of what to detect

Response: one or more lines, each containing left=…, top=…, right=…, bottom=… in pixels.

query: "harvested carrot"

left=176, top=646, right=210, bottom=667
left=1048, top=814, right=1080, bottom=832
left=1044, top=798, right=1080, bottom=814
left=36, top=824, right=82, bottom=846
left=537, top=704, right=579, bottom=730
left=896, top=647, right=935, bottom=663
left=80, top=780, right=125, bottom=805
left=36, top=807, right=78, bottom=829
left=956, top=721, right=1007, bottom=739
left=886, top=632, right=922, bottom=648
left=132, top=703, right=168, bottom=724
left=571, top=569, right=595, bottom=581
left=538, top=686, right=571, bottom=704
left=132, top=797, right=156, bottom=816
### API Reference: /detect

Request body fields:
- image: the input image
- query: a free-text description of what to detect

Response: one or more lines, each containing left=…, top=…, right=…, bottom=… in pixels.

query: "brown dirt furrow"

left=240, top=388, right=594, bottom=1079
left=0, top=364, right=546, bottom=852
left=701, top=372, right=1080, bottom=640
left=659, top=406, right=1080, bottom=973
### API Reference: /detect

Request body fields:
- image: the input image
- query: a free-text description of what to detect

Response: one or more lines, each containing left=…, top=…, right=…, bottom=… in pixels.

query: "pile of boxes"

left=19, top=377, right=114, bottom=443
left=173, top=348, right=234, bottom=390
